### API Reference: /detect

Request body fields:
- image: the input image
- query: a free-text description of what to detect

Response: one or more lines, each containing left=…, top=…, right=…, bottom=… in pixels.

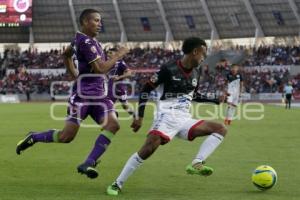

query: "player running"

left=16, top=9, right=128, bottom=179
left=224, top=64, right=243, bottom=125
left=106, top=37, right=227, bottom=196
left=106, top=48, right=135, bottom=116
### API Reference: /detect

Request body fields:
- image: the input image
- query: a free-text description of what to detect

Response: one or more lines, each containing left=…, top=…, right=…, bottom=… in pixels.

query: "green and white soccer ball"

left=252, top=165, right=277, bottom=190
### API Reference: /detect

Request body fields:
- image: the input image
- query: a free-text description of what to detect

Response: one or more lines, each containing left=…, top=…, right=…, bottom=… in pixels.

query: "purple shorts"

left=66, top=93, right=114, bottom=125
left=108, top=88, right=128, bottom=104
left=109, top=91, right=127, bottom=103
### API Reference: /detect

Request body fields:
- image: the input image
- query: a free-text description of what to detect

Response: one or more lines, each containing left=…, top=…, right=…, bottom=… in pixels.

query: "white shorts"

left=148, top=112, right=204, bottom=144
left=227, top=94, right=240, bottom=106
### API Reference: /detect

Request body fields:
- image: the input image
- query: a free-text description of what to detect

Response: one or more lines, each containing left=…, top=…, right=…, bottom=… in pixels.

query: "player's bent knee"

left=139, top=147, right=154, bottom=160
left=103, top=122, right=120, bottom=133
left=216, top=123, right=227, bottom=137
left=110, top=123, right=120, bottom=133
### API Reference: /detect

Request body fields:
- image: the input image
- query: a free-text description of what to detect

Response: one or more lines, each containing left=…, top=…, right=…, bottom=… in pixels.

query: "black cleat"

left=77, top=162, right=99, bottom=179
left=16, top=132, right=35, bottom=155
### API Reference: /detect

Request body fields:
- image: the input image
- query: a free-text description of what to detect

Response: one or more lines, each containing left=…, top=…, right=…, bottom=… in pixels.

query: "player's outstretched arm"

left=131, top=82, right=156, bottom=132
left=193, top=93, right=220, bottom=105
left=131, top=117, right=143, bottom=132
left=113, top=69, right=133, bottom=81
left=91, top=47, right=129, bottom=74
left=131, top=66, right=167, bottom=132
left=240, top=80, right=244, bottom=97
left=62, top=45, right=78, bottom=79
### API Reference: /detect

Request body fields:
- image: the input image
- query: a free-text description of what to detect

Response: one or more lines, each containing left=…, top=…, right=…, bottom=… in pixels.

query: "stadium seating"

left=117, top=0, right=165, bottom=41
left=205, top=0, right=255, bottom=38
left=250, top=0, right=299, bottom=36
left=161, top=0, right=210, bottom=40
left=32, top=0, right=74, bottom=42
left=1, top=0, right=300, bottom=42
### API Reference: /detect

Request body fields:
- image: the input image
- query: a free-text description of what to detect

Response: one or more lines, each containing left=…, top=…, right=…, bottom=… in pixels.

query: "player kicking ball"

left=107, top=37, right=227, bottom=195
left=224, top=64, right=243, bottom=125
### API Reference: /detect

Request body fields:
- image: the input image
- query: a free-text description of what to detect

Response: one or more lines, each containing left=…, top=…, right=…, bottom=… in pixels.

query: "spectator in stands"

left=1, top=45, right=300, bottom=97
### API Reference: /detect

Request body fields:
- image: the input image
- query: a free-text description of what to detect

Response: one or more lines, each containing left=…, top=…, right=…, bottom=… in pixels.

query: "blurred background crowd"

left=1, top=45, right=300, bottom=98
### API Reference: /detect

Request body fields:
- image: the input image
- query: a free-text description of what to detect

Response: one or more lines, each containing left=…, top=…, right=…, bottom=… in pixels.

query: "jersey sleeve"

left=226, top=72, right=231, bottom=82
left=118, top=60, right=129, bottom=74
left=79, top=38, right=101, bottom=64
left=70, top=40, right=76, bottom=53
left=148, top=65, right=169, bottom=88
left=193, top=93, right=220, bottom=105
left=137, top=65, right=169, bottom=118
left=239, top=73, right=243, bottom=82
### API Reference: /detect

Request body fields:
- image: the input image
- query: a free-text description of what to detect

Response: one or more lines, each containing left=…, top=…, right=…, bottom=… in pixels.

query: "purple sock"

left=31, top=129, right=58, bottom=143
left=85, top=134, right=111, bottom=166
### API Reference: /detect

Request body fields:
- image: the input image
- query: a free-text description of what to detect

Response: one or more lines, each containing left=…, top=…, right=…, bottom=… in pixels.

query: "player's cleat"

left=186, top=162, right=213, bottom=176
left=77, top=162, right=99, bottom=179
left=107, top=182, right=121, bottom=196
left=16, top=132, right=35, bottom=155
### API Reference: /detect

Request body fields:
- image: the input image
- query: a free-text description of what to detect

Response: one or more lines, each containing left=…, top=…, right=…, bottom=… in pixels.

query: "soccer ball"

left=252, top=165, right=277, bottom=190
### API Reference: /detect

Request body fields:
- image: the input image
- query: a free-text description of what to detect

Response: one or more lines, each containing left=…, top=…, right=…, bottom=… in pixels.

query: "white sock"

left=116, top=152, right=144, bottom=188
left=193, top=133, right=224, bottom=164
left=226, top=106, right=236, bottom=120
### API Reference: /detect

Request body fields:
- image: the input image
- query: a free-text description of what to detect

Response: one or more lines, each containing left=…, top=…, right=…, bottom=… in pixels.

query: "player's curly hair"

left=79, top=9, right=100, bottom=26
left=182, top=37, right=207, bottom=54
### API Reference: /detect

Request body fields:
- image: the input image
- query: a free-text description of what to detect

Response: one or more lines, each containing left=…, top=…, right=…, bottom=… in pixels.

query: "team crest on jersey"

left=172, top=76, right=181, bottom=81
left=85, top=38, right=91, bottom=44
left=192, top=78, right=197, bottom=86
left=150, top=74, right=158, bottom=83
left=90, top=46, right=97, bottom=54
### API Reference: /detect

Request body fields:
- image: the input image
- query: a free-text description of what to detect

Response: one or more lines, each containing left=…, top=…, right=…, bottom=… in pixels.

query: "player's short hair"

left=79, top=9, right=100, bottom=26
left=182, top=37, right=207, bottom=54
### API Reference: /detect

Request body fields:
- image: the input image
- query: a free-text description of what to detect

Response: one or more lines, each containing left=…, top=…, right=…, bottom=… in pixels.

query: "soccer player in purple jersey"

left=106, top=48, right=135, bottom=116
left=16, top=9, right=129, bottom=179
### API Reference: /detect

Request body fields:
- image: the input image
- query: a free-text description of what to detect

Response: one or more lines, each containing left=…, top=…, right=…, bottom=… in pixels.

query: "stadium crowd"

left=196, top=62, right=294, bottom=96
left=0, top=66, right=71, bottom=96
left=1, top=45, right=300, bottom=97
left=2, top=48, right=65, bottom=70
left=244, top=45, right=300, bottom=66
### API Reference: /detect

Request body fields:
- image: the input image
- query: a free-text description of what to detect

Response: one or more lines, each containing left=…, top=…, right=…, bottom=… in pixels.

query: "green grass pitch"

left=0, top=102, right=299, bottom=200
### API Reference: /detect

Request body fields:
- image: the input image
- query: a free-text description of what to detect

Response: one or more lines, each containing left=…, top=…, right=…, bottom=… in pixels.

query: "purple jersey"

left=71, top=32, right=107, bottom=97
left=66, top=32, right=115, bottom=125
left=107, top=60, right=128, bottom=102
left=108, top=60, right=128, bottom=77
